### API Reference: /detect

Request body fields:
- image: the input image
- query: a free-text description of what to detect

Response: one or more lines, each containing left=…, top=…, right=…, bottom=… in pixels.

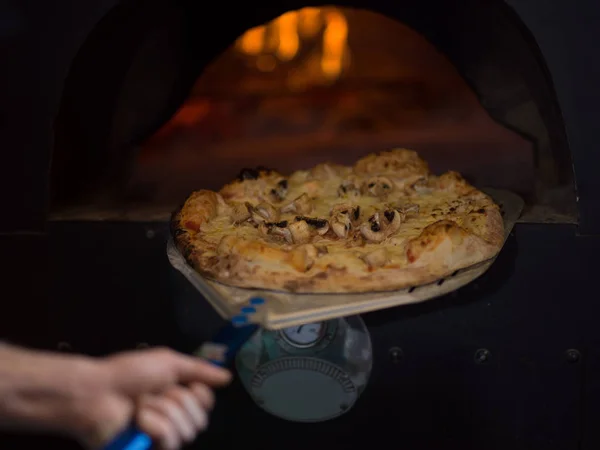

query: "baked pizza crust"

left=171, top=149, right=504, bottom=293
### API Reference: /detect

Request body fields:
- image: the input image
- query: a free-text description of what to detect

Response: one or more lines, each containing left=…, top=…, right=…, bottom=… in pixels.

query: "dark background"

left=1, top=0, right=600, bottom=448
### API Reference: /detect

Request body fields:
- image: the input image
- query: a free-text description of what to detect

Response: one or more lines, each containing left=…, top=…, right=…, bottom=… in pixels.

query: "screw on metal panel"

left=565, top=349, right=581, bottom=363
left=389, top=347, right=404, bottom=364
left=57, top=342, right=72, bottom=352
left=474, top=348, right=491, bottom=364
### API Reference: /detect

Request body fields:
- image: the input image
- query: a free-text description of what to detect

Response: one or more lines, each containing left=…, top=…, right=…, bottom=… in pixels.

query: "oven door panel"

left=46, top=222, right=596, bottom=448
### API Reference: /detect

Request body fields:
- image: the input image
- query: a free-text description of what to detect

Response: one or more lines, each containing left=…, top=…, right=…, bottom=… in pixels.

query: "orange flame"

left=236, top=7, right=349, bottom=81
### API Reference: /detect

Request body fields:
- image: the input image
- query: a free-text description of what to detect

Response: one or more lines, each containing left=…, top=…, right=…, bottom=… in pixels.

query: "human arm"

left=0, top=342, right=231, bottom=449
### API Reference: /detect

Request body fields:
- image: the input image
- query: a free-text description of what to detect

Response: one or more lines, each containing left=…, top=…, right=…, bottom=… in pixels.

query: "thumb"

left=104, top=347, right=232, bottom=395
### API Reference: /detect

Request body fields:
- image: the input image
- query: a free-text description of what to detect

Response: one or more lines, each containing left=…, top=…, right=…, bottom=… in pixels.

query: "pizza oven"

left=3, top=0, right=600, bottom=448
left=48, top=2, right=578, bottom=224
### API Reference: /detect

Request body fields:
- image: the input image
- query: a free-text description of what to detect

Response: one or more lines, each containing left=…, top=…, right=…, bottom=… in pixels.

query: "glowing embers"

left=236, top=8, right=350, bottom=85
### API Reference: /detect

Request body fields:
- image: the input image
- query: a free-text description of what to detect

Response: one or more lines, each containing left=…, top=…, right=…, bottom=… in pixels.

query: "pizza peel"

left=168, top=188, right=523, bottom=330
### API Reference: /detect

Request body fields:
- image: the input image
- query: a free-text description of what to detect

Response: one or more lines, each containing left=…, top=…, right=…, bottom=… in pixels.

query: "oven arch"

left=50, top=0, right=574, bottom=221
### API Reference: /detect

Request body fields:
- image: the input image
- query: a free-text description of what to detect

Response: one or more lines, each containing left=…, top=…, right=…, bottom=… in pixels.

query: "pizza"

left=171, top=149, right=504, bottom=293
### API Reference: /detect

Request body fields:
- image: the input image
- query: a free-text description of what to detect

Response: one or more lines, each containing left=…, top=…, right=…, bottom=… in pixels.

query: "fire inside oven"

left=49, top=5, right=577, bottom=225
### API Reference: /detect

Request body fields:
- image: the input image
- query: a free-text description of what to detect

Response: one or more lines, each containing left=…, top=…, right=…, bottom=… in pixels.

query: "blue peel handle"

left=102, top=426, right=152, bottom=450
left=101, top=309, right=261, bottom=450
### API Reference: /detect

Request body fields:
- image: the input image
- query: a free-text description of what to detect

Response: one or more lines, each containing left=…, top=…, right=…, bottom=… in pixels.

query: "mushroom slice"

left=382, top=209, right=403, bottom=234
left=362, top=248, right=388, bottom=268
left=269, top=179, right=289, bottom=202
left=294, top=216, right=330, bottom=236
left=407, top=177, right=432, bottom=194
left=316, top=223, right=330, bottom=236
left=261, top=216, right=328, bottom=245
left=396, top=203, right=420, bottom=220
left=271, top=226, right=293, bottom=244
left=230, top=203, right=251, bottom=223
left=268, top=220, right=294, bottom=244
left=256, top=202, right=279, bottom=220
left=337, top=180, right=361, bottom=198
left=331, top=204, right=361, bottom=223
left=360, top=210, right=403, bottom=242
left=354, top=206, right=361, bottom=222
left=331, top=215, right=351, bottom=238
left=258, top=222, right=270, bottom=236
left=281, top=193, right=313, bottom=215
left=249, top=202, right=279, bottom=224
left=399, top=203, right=420, bottom=214
left=363, top=176, right=394, bottom=197
left=288, top=220, right=312, bottom=244
left=360, top=213, right=386, bottom=242
left=330, top=213, right=352, bottom=238
left=330, top=204, right=353, bottom=216
left=259, top=220, right=292, bottom=243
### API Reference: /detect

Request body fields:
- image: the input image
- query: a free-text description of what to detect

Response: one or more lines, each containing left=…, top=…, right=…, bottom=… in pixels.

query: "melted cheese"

left=197, top=161, right=496, bottom=275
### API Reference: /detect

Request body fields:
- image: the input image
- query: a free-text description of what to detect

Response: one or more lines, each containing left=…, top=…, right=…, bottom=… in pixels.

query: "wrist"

left=48, top=358, right=108, bottom=440
left=0, top=344, right=107, bottom=440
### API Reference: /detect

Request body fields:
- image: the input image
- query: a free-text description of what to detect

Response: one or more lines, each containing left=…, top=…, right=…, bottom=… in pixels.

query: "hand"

left=74, top=347, right=232, bottom=450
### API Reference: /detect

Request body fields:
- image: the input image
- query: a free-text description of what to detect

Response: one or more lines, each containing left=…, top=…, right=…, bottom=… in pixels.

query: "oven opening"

left=49, top=4, right=577, bottom=223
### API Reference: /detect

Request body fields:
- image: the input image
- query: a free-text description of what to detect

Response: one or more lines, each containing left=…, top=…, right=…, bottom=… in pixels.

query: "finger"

left=105, top=348, right=232, bottom=395
left=189, top=382, right=216, bottom=412
left=167, top=352, right=233, bottom=387
left=140, top=394, right=195, bottom=443
left=165, top=386, right=208, bottom=431
left=137, top=408, right=179, bottom=450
